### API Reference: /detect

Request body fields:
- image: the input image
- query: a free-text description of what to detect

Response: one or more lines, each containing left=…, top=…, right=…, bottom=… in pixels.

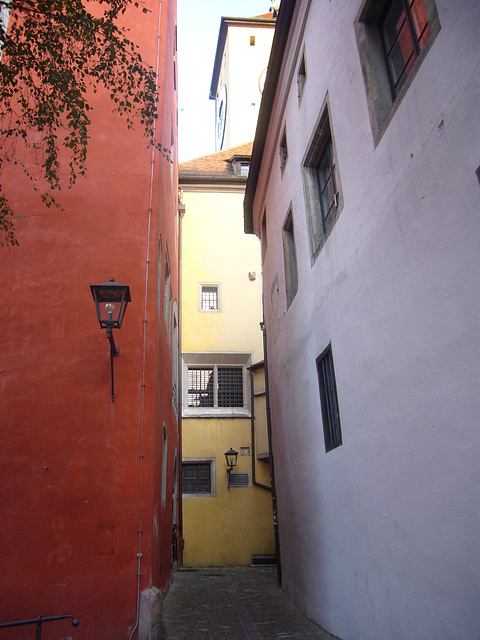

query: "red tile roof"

left=179, top=142, right=253, bottom=183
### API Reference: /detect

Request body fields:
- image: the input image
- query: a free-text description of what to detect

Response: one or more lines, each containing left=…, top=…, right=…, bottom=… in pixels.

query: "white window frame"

left=198, top=282, right=221, bottom=313
left=182, top=352, right=252, bottom=418
left=182, top=457, right=217, bottom=498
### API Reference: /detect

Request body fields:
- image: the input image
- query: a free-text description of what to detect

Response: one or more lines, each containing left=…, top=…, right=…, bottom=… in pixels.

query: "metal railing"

left=0, top=615, right=79, bottom=639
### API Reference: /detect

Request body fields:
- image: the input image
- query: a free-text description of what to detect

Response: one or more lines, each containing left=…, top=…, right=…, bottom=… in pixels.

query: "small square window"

left=279, top=128, right=288, bottom=174
left=282, top=208, right=298, bottom=308
left=199, top=283, right=220, bottom=312
left=316, top=346, right=342, bottom=453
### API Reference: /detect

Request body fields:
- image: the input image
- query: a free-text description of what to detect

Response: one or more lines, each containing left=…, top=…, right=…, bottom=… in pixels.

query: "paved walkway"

left=161, top=567, right=338, bottom=640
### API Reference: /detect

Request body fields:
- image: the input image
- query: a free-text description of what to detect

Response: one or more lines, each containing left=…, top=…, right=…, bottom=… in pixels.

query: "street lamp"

left=90, top=278, right=131, bottom=401
left=224, top=448, right=239, bottom=489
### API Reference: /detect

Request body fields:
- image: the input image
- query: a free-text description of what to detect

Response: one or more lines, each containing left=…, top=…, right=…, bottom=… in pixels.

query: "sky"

left=177, top=0, right=272, bottom=162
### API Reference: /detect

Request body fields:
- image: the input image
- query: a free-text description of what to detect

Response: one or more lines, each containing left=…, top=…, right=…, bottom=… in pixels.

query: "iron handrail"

left=0, top=615, right=79, bottom=640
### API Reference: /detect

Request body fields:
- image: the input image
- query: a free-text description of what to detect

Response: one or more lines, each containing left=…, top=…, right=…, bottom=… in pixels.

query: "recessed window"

left=187, top=366, right=243, bottom=408
left=161, top=423, right=168, bottom=506
left=261, top=210, right=267, bottom=261
left=164, top=249, right=172, bottom=334
left=250, top=35, right=256, bottom=46
left=303, top=101, right=343, bottom=261
left=355, top=0, right=440, bottom=141
left=297, top=53, right=307, bottom=102
left=282, top=208, right=298, bottom=308
left=316, top=346, right=342, bottom=453
left=182, top=353, right=252, bottom=417
left=182, top=459, right=216, bottom=497
left=381, top=0, right=430, bottom=96
left=279, top=128, right=288, bottom=174
left=199, top=283, right=220, bottom=312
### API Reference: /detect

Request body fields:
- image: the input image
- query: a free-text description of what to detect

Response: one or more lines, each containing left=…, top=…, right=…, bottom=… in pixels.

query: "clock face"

left=215, top=84, right=227, bottom=150
left=259, top=67, right=268, bottom=94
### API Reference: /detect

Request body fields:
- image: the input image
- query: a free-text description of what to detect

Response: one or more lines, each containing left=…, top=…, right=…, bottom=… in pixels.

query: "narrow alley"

left=161, top=567, right=336, bottom=640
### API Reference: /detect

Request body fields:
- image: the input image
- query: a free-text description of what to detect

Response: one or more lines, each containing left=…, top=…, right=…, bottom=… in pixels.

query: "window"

left=157, top=235, right=162, bottom=315
left=164, top=249, right=172, bottom=334
left=182, top=352, right=252, bottom=417
left=172, top=301, right=179, bottom=416
left=282, top=208, right=298, bottom=308
left=199, top=283, right=220, bottom=312
left=279, top=128, right=288, bottom=173
left=261, top=210, right=267, bottom=261
left=161, top=422, right=168, bottom=506
left=240, top=163, right=250, bottom=177
left=381, top=0, right=431, bottom=96
left=187, top=366, right=243, bottom=407
left=316, top=346, right=342, bottom=453
left=303, top=101, right=343, bottom=261
left=297, top=53, right=306, bottom=102
left=250, top=35, right=256, bottom=46
left=182, top=459, right=216, bottom=497
left=355, top=0, right=440, bottom=142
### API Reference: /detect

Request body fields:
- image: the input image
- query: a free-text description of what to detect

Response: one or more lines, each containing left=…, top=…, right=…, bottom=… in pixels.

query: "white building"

left=210, top=13, right=276, bottom=151
left=244, top=1, right=480, bottom=639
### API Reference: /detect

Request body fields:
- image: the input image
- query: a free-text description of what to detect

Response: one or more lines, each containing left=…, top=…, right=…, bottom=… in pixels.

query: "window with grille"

left=199, top=283, right=220, bottom=312
left=316, top=346, right=342, bottom=453
left=182, top=461, right=212, bottom=495
left=182, top=353, right=252, bottom=417
left=187, top=366, right=243, bottom=408
left=303, top=100, right=342, bottom=261
left=355, top=0, right=440, bottom=141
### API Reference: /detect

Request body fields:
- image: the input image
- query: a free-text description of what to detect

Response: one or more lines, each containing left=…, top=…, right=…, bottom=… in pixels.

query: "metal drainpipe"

left=249, top=365, right=272, bottom=492
left=260, top=320, right=282, bottom=587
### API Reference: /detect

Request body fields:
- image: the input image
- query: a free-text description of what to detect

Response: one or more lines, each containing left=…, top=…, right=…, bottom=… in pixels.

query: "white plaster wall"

left=253, top=1, right=480, bottom=639
left=223, top=25, right=274, bottom=148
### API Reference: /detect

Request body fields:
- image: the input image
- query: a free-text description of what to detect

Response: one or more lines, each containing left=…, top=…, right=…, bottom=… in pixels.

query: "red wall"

left=0, top=1, right=179, bottom=638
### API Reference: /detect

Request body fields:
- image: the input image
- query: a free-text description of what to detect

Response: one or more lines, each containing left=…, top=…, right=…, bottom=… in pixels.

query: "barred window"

left=218, top=368, right=243, bottom=407
left=182, top=353, right=252, bottom=417
left=187, top=367, right=214, bottom=407
left=182, top=462, right=211, bottom=494
left=187, top=366, right=243, bottom=408
left=316, top=346, right=342, bottom=452
left=201, top=285, right=218, bottom=311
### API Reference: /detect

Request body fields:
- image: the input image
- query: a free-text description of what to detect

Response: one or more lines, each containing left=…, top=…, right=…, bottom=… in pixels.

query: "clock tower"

left=210, top=12, right=276, bottom=151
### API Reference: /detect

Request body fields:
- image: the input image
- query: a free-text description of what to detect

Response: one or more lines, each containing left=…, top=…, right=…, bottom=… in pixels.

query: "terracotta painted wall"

left=0, top=1, right=179, bottom=638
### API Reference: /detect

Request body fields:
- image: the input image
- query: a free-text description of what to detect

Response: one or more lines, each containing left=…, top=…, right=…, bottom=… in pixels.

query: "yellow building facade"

left=179, top=143, right=275, bottom=566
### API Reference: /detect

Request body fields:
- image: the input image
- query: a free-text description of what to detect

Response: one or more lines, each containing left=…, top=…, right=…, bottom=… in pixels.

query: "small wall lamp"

left=90, top=278, right=131, bottom=401
left=224, top=448, right=239, bottom=489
